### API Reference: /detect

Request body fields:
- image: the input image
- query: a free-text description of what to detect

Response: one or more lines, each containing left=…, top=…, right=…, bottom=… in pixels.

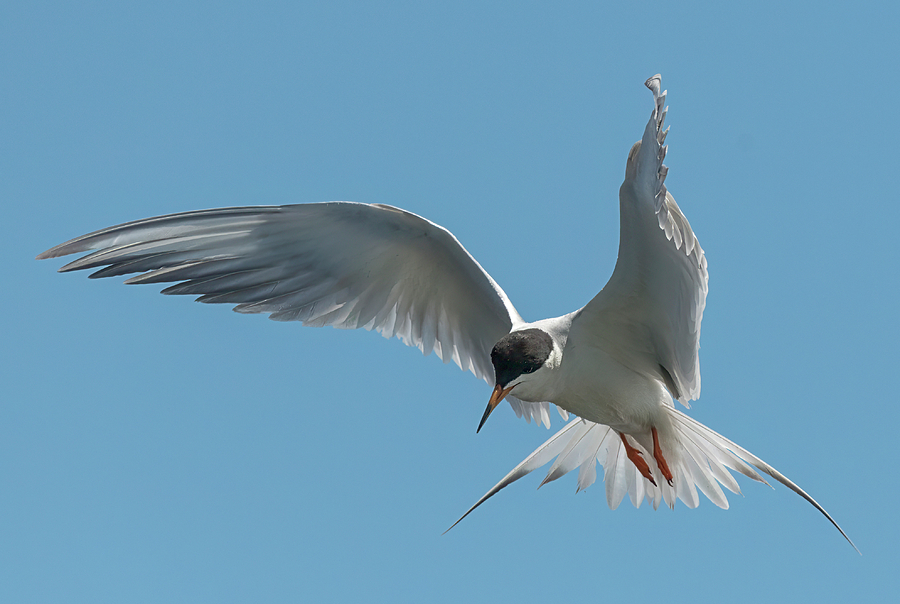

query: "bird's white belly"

left=556, top=348, right=670, bottom=434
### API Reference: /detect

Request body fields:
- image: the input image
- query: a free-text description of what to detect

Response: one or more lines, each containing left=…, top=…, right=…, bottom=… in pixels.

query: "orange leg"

left=652, top=426, right=674, bottom=487
left=620, top=433, right=656, bottom=487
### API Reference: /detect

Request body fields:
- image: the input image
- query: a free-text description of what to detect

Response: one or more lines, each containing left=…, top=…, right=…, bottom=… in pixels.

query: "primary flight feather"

left=38, top=75, right=857, bottom=552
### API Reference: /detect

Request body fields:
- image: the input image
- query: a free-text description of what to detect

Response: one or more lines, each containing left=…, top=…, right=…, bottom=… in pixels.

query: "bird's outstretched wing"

left=575, top=74, right=708, bottom=404
left=38, top=202, right=524, bottom=384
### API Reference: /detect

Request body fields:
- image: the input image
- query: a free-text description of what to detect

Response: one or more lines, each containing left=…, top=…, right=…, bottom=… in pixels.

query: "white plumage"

left=38, top=75, right=857, bottom=552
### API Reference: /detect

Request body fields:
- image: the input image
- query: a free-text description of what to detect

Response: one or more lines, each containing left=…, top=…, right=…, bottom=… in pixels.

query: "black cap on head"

left=490, top=328, right=553, bottom=387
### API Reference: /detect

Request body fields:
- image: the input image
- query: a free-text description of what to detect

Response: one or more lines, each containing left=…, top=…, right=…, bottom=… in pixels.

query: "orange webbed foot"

left=652, top=426, right=674, bottom=487
left=620, top=433, right=657, bottom=487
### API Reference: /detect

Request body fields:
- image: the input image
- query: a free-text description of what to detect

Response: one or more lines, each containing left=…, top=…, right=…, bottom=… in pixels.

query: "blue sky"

left=3, top=1, right=898, bottom=602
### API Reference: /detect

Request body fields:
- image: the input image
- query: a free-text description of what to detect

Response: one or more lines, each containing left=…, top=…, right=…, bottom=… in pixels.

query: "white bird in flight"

left=38, top=75, right=856, bottom=551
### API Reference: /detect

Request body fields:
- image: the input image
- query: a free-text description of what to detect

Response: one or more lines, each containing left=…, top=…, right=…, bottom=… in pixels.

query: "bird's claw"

left=620, top=433, right=657, bottom=486
left=651, top=426, right=674, bottom=487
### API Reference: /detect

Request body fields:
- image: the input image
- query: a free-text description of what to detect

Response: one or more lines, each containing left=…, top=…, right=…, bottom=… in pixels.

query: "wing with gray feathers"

left=576, top=74, right=708, bottom=404
left=38, top=202, right=524, bottom=384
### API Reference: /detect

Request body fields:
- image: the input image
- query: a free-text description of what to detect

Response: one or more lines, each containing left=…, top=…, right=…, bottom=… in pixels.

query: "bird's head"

left=477, top=328, right=556, bottom=432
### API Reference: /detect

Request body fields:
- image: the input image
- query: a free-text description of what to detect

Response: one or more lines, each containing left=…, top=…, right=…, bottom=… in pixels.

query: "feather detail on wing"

left=506, top=397, right=570, bottom=429
left=37, top=202, right=524, bottom=385
left=577, top=74, right=708, bottom=404
left=448, top=409, right=859, bottom=553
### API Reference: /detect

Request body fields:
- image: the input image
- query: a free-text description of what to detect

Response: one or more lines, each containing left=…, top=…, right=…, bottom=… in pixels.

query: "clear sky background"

left=3, top=2, right=898, bottom=602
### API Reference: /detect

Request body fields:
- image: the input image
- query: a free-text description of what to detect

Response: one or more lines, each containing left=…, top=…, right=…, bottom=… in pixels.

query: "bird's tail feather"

left=448, top=408, right=858, bottom=552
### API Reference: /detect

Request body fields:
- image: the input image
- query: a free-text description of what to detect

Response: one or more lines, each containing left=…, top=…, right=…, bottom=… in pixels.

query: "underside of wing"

left=38, top=202, right=524, bottom=384
left=578, top=75, right=708, bottom=403
left=506, top=395, right=569, bottom=429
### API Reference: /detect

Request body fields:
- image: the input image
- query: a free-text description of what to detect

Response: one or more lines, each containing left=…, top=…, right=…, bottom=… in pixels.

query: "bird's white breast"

left=557, top=336, right=672, bottom=435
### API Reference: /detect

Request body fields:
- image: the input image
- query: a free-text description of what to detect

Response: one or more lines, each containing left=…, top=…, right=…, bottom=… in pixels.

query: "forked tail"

left=446, top=408, right=858, bottom=553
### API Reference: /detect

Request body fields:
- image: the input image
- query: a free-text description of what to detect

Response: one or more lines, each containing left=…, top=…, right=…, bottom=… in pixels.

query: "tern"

left=38, top=75, right=856, bottom=551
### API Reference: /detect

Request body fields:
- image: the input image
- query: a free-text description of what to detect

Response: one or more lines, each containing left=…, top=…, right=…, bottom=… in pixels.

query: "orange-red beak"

left=477, top=383, right=516, bottom=433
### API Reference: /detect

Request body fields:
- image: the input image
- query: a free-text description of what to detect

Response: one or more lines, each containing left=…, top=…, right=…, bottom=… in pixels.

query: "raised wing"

left=575, top=74, right=708, bottom=403
left=38, top=202, right=524, bottom=384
